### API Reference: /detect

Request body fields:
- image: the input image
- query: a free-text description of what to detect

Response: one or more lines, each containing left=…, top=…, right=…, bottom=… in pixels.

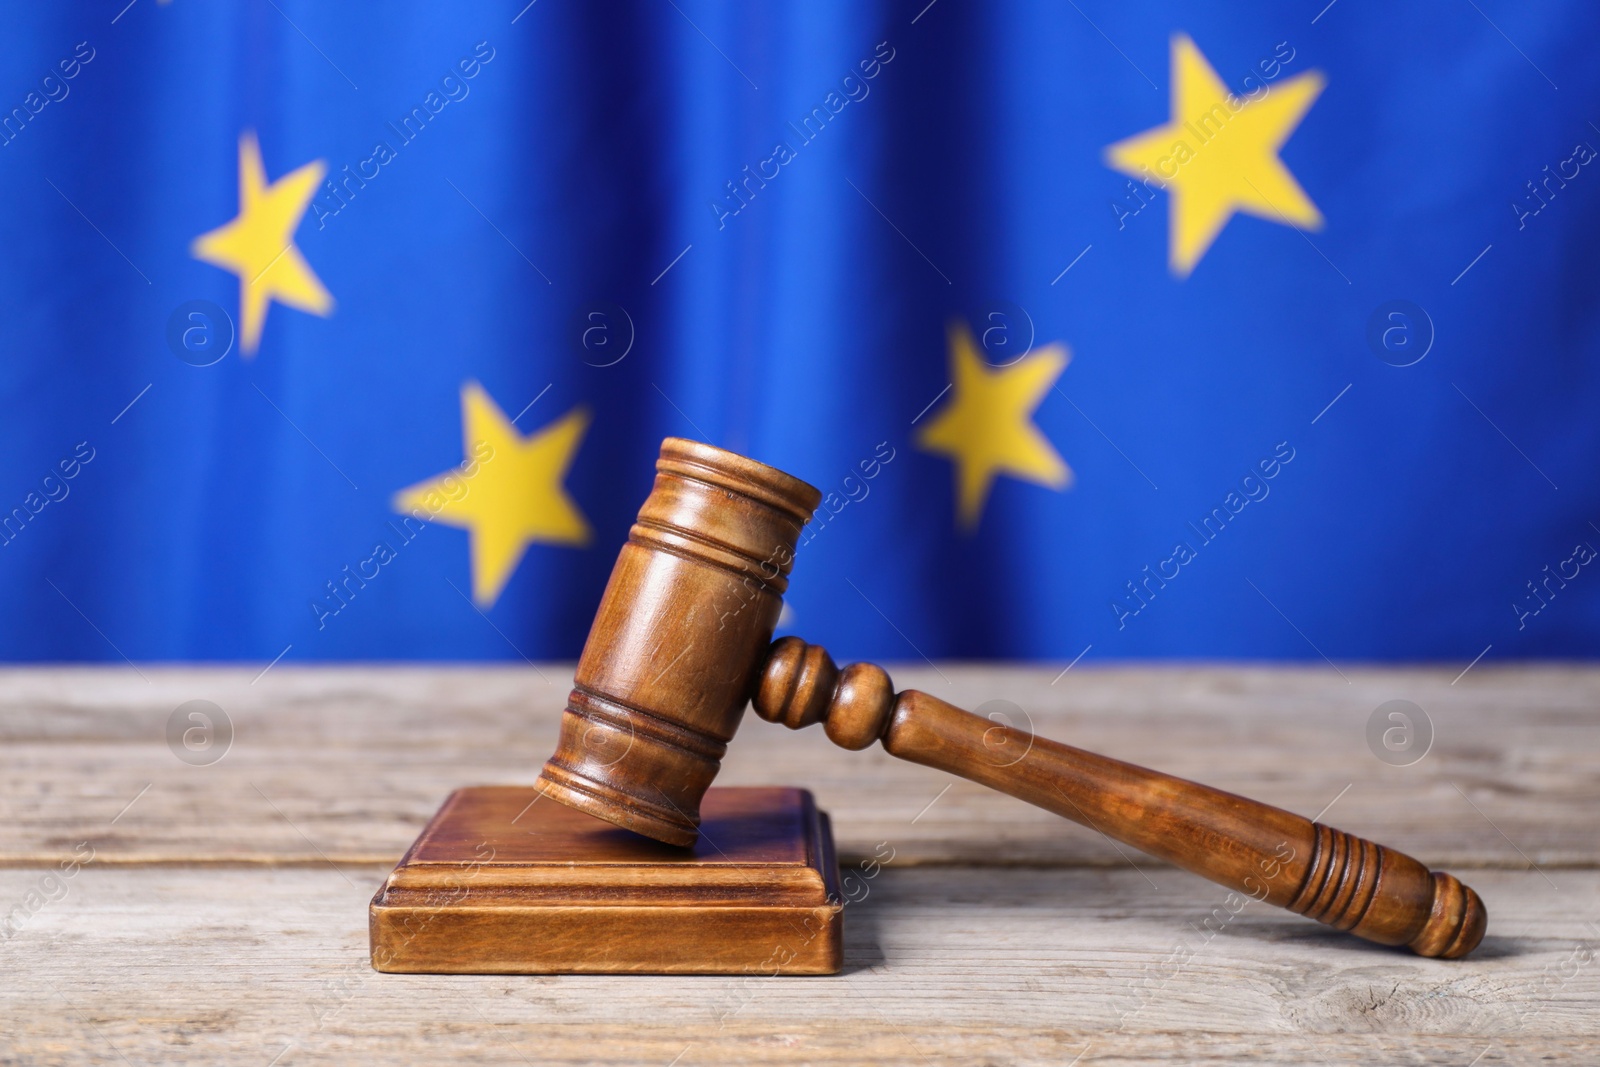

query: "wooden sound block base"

left=370, top=785, right=843, bottom=974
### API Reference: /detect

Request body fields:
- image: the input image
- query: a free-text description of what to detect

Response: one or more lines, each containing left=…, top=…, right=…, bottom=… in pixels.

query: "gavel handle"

left=754, top=638, right=1486, bottom=959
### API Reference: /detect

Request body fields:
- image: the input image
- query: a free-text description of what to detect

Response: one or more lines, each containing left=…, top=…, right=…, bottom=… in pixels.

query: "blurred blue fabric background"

left=1, top=0, right=1596, bottom=664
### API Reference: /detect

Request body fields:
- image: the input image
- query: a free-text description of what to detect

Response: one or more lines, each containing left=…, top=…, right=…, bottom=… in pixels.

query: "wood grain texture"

left=369, top=786, right=843, bottom=974
left=537, top=438, right=823, bottom=847
left=1, top=666, right=1596, bottom=1062
left=1, top=664, right=1594, bottom=870
left=1, top=866, right=1595, bottom=1064
left=756, top=641, right=1487, bottom=956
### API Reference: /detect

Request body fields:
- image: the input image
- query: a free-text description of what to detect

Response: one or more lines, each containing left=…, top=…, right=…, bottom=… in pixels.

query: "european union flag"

left=2, top=1, right=1596, bottom=664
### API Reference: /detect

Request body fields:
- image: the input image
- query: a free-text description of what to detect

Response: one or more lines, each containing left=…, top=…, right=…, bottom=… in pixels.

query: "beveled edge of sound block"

left=369, top=785, right=842, bottom=975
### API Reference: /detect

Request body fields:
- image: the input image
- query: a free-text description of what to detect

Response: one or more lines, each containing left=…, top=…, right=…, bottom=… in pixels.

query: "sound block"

left=370, top=785, right=843, bottom=974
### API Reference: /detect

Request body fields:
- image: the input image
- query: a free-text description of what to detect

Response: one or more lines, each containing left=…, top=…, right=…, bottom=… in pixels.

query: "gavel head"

left=536, top=438, right=822, bottom=846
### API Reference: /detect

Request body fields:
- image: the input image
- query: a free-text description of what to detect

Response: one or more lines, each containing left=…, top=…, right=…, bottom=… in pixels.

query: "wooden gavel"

left=537, top=439, right=1485, bottom=958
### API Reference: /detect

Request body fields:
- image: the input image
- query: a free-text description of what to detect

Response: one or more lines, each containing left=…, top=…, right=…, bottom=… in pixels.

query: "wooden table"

left=3, top=665, right=1596, bottom=1064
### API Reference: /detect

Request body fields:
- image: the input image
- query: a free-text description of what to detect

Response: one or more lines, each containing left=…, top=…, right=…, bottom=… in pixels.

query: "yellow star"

left=1105, top=34, right=1325, bottom=277
left=915, top=323, right=1072, bottom=531
left=394, top=383, right=592, bottom=606
left=191, top=131, right=333, bottom=356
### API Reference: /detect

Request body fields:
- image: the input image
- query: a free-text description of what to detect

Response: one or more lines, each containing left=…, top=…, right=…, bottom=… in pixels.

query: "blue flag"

left=1, top=1, right=1596, bottom=664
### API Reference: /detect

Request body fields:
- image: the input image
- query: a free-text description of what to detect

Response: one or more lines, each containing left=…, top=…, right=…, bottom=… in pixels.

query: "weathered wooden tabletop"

left=2, top=665, right=1596, bottom=1065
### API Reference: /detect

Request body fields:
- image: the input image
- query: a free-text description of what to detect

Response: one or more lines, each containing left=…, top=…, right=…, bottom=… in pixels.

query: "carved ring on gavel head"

left=536, top=438, right=1487, bottom=959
